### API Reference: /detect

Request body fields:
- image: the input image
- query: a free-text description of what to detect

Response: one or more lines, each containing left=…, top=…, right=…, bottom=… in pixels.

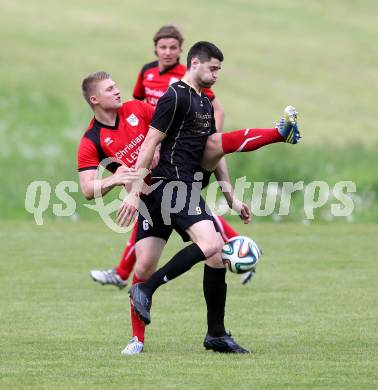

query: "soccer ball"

left=221, top=236, right=262, bottom=274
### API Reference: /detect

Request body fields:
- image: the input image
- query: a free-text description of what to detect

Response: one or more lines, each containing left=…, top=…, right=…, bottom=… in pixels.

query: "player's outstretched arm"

left=116, top=127, right=166, bottom=227
left=79, top=165, right=139, bottom=200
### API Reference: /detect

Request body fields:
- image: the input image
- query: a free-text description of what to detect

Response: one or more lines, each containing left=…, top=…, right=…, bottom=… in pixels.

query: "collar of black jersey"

left=180, top=78, right=202, bottom=96
left=159, top=59, right=180, bottom=75
left=94, top=114, right=120, bottom=130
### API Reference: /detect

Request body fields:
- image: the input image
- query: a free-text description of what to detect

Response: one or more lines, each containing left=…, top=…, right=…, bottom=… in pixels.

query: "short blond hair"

left=81, top=71, right=111, bottom=107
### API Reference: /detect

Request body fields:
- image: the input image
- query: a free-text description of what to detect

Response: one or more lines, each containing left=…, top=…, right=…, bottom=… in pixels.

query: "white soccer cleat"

left=121, top=336, right=144, bottom=355
left=89, top=268, right=128, bottom=289
left=284, top=105, right=298, bottom=125
left=276, top=105, right=300, bottom=144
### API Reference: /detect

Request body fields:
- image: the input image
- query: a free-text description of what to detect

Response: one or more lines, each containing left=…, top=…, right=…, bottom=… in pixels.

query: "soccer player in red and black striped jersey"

left=89, top=25, right=251, bottom=295
left=77, top=73, right=155, bottom=197
left=77, top=71, right=251, bottom=355
left=132, top=25, right=224, bottom=129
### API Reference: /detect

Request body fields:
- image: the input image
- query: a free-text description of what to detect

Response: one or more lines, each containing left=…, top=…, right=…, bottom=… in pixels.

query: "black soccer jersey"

left=150, top=80, right=216, bottom=183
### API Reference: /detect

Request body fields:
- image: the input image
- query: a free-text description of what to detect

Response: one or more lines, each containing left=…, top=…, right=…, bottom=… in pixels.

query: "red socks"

left=130, top=273, right=147, bottom=343
left=212, top=214, right=239, bottom=242
left=117, top=221, right=147, bottom=342
left=116, top=220, right=138, bottom=280
left=221, top=128, right=283, bottom=154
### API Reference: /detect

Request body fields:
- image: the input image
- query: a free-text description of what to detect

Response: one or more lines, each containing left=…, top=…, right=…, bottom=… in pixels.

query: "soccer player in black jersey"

left=120, top=41, right=300, bottom=353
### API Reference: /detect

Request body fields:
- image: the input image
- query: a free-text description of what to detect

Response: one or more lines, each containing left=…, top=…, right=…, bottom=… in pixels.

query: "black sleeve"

left=150, top=86, right=178, bottom=134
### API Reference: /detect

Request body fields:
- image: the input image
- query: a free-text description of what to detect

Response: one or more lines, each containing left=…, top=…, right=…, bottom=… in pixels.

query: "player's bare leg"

left=134, top=237, right=166, bottom=280
left=186, top=220, right=224, bottom=258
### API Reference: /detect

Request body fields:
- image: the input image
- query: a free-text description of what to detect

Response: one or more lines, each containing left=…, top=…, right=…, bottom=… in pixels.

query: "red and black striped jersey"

left=77, top=100, right=154, bottom=173
left=132, top=60, right=215, bottom=107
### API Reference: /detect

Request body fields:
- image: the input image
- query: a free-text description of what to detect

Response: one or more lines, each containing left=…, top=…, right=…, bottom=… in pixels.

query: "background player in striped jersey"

left=90, top=25, right=254, bottom=294
left=132, top=25, right=225, bottom=131
left=77, top=71, right=253, bottom=355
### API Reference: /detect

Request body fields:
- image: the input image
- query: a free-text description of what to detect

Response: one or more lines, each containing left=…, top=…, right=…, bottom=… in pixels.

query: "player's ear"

left=191, top=57, right=200, bottom=70
left=89, top=95, right=98, bottom=106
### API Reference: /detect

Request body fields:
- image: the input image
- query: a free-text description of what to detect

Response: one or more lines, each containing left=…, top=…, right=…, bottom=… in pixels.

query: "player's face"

left=92, top=79, right=122, bottom=110
left=195, top=58, right=222, bottom=88
left=155, top=38, right=182, bottom=69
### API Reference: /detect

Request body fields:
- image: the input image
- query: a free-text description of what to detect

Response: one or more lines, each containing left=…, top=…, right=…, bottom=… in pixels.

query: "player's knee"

left=198, top=239, right=223, bottom=258
left=134, top=265, right=155, bottom=280
left=206, top=133, right=221, bottom=151
left=134, top=256, right=157, bottom=279
left=205, top=253, right=224, bottom=268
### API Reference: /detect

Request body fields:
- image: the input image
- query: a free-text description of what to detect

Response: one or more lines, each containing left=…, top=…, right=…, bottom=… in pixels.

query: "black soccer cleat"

left=128, top=284, right=152, bottom=325
left=203, top=332, right=250, bottom=354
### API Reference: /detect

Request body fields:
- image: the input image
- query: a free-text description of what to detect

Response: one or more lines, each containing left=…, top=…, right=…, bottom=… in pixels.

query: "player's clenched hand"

left=116, top=167, right=150, bottom=226
left=239, top=203, right=252, bottom=224
left=112, top=165, right=139, bottom=187
left=116, top=192, right=140, bottom=227
left=231, top=199, right=252, bottom=224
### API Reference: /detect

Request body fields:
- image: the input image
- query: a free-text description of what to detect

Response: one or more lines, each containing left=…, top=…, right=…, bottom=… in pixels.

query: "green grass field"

left=0, top=221, right=377, bottom=389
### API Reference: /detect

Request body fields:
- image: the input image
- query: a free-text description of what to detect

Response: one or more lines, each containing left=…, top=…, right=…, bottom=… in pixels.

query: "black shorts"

left=136, top=179, right=218, bottom=243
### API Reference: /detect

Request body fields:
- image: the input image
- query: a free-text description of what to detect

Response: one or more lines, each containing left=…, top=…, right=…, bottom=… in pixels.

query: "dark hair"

left=186, top=41, right=224, bottom=68
left=153, top=25, right=184, bottom=46
left=81, top=71, right=111, bottom=106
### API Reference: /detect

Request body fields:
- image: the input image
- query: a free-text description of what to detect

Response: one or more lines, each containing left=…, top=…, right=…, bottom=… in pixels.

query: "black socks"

left=140, top=246, right=227, bottom=338
left=203, top=264, right=227, bottom=337
left=142, top=243, right=206, bottom=295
